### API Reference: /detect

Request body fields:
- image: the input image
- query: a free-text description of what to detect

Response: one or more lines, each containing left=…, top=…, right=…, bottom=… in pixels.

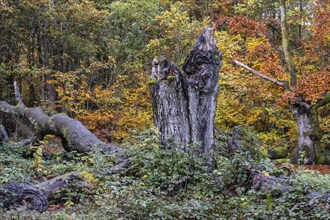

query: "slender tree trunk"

left=280, top=0, right=296, bottom=87
left=151, top=28, right=222, bottom=161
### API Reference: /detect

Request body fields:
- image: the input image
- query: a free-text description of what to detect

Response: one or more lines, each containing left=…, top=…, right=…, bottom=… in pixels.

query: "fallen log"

left=0, top=83, right=130, bottom=212
left=0, top=82, right=123, bottom=155
left=0, top=172, right=83, bottom=212
left=0, top=182, right=49, bottom=213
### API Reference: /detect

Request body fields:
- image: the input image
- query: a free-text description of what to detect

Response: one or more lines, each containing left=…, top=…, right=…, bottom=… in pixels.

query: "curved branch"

left=234, top=60, right=289, bottom=90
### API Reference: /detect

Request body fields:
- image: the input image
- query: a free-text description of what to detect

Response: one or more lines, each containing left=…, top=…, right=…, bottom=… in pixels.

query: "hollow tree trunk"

left=290, top=102, right=321, bottom=164
left=151, top=28, right=222, bottom=160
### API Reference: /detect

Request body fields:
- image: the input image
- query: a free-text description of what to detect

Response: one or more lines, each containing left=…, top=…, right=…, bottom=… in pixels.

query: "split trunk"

left=150, top=28, right=222, bottom=161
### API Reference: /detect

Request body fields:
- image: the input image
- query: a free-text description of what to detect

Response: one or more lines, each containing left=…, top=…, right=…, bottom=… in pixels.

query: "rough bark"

left=151, top=57, right=190, bottom=150
left=290, top=103, right=320, bottom=164
left=0, top=182, right=48, bottom=213
left=0, top=124, right=9, bottom=144
left=280, top=0, right=297, bottom=87
left=0, top=172, right=82, bottom=212
left=0, top=82, right=123, bottom=155
left=151, top=28, right=222, bottom=159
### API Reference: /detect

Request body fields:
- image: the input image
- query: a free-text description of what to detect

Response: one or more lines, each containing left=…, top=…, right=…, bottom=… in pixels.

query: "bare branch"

left=14, top=81, right=25, bottom=108
left=234, top=60, right=289, bottom=90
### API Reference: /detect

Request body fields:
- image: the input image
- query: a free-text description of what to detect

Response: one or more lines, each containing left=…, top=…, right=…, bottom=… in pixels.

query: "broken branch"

left=234, top=60, right=289, bottom=90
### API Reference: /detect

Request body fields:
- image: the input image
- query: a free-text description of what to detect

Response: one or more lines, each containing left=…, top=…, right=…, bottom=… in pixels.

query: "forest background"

left=0, top=0, right=330, bottom=218
left=0, top=0, right=329, bottom=163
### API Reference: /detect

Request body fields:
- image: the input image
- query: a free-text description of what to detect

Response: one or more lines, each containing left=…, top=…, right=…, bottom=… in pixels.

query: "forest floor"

left=294, top=164, right=330, bottom=174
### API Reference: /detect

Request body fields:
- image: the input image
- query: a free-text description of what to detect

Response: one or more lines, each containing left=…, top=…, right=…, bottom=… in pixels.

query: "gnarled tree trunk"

left=151, top=28, right=222, bottom=160
left=234, top=60, right=330, bottom=164
left=0, top=82, right=123, bottom=155
left=0, top=83, right=129, bottom=212
left=290, top=103, right=321, bottom=164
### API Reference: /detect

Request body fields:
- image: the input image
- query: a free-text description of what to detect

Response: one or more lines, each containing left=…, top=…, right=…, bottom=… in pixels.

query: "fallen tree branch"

left=35, top=172, right=83, bottom=195
left=0, top=82, right=133, bottom=212
left=234, top=60, right=289, bottom=90
left=0, top=172, right=83, bottom=212
left=0, top=82, right=123, bottom=155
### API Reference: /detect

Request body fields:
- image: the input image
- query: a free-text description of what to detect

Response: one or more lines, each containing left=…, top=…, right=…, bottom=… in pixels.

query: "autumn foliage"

left=0, top=0, right=329, bottom=152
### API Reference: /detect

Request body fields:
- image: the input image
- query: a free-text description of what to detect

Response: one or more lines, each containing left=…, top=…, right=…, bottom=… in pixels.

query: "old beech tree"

left=233, top=0, right=330, bottom=164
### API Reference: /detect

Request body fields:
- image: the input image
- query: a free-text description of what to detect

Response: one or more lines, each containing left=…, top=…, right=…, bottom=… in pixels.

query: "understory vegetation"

left=1, top=129, right=329, bottom=219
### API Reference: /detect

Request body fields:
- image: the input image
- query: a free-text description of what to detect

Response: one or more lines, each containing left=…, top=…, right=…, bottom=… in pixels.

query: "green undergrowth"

left=0, top=129, right=329, bottom=219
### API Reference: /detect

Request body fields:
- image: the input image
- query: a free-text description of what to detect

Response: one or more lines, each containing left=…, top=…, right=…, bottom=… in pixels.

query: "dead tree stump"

left=151, top=28, right=222, bottom=161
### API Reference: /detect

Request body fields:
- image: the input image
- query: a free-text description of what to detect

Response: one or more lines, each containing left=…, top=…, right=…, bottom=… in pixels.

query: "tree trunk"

left=290, top=102, right=321, bottom=164
left=0, top=172, right=82, bottom=212
left=280, top=0, right=297, bottom=87
left=0, top=124, right=9, bottom=144
left=151, top=74, right=190, bottom=150
left=0, top=82, right=123, bottom=155
left=233, top=60, right=330, bottom=164
left=151, top=28, right=222, bottom=160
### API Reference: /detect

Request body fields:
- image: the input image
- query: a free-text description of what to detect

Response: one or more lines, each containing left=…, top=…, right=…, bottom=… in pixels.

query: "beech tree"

left=216, top=0, right=329, bottom=164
